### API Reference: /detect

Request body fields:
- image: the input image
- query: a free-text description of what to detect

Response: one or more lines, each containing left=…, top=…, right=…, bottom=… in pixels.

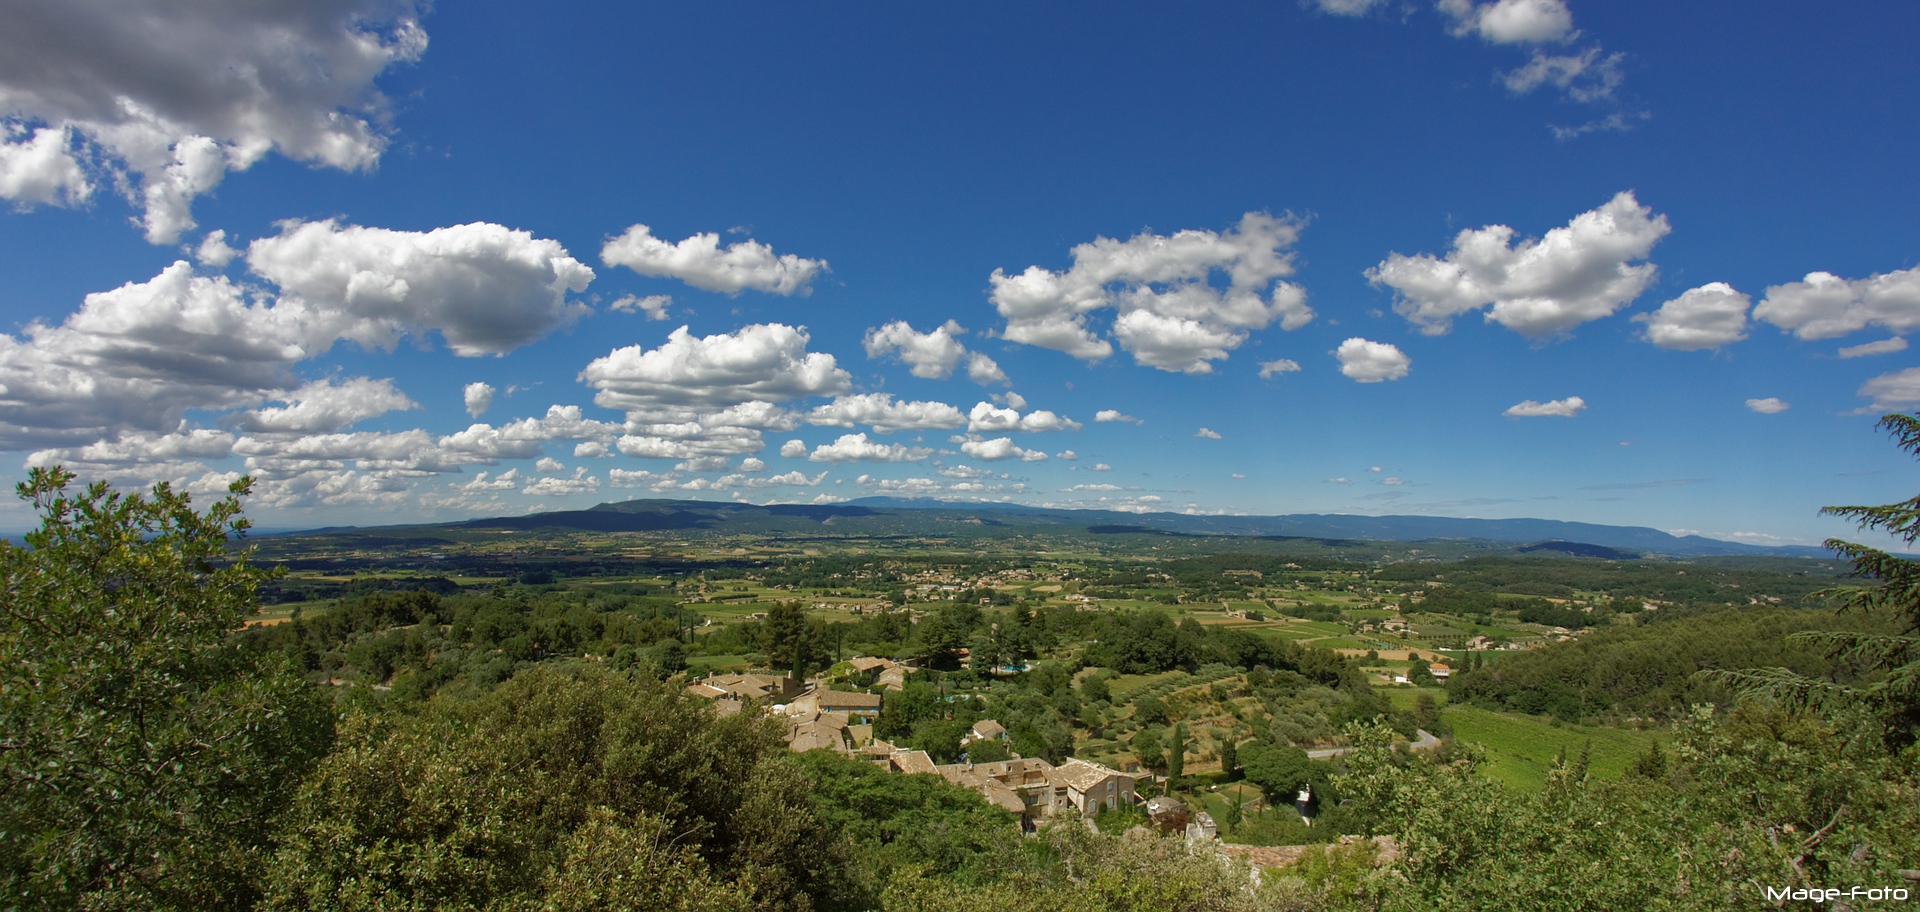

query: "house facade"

left=934, top=756, right=1137, bottom=823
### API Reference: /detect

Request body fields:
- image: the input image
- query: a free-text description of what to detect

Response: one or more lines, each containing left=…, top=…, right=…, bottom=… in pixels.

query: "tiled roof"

left=788, top=726, right=846, bottom=753
left=890, top=749, right=939, bottom=775
left=814, top=689, right=883, bottom=709
left=1051, top=758, right=1126, bottom=792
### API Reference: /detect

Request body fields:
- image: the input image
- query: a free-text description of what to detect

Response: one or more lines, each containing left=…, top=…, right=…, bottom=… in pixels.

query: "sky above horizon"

left=1, top=0, right=1917, bottom=545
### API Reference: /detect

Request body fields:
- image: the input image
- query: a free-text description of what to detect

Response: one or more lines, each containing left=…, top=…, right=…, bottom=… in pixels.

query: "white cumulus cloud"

left=247, top=219, right=595, bottom=357
left=864, top=319, right=967, bottom=379
left=25, top=426, right=236, bottom=482
left=580, top=324, right=850, bottom=413
left=1367, top=192, right=1670, bottom=338
left=0, top=125, right=90, bottom=207
left=965, top=352, right=1009, bottom=386
left=1504, top=48, right=1624, bottom=103
left=988, top=212, right=1313, bottom=373
left=862, top=319, right=1011, bottom=387
left=235, top=377, right=417, bottom=434
left=456, top=469, right=518, bottom=493
left=1503, top=396, right=1586, bottom=417
left=523, top=467, right=599, bottom=498
left=805, top=432, right=933, bottom=463
left=1258, top=359, right=1301, bottom=378
left=601, top=224, right=826, bottom=295
left=1753, top=266, right=1920, bottom=340
left=1745, top=397, right=1789, bottom=414
left=960, top=437, right=1047, bottom=462
left=0, top=264, right=308, bottom=447
left=195, top=229, right=240, bottom=268
left=1311, top=0, right=1389, bottom=14
left=1195, top=427, right=1222, bottom=439
left=1635, top=283, right=1751, bottom=351
left=807, top=393, right=965, bottom=434
left=1858, top=368, right=1920, bottom=410
left=2, top=218, right=603, bottom=451
left=1439, top=0, right=1575, bottom=44
left=609, top=468, right=666, bottom=488
left=1839, top=338, right=1908, bottom=359
left=1095, top=409, right=1141, bottom=424
left=966, top=401, right=1081, bottom=433
left=1335, top=338, right=1411, bottom=382
left=0, top=0, right=426, bottom=242
left=610, top=294, right=673, bottom=321
left=464, top=382, right=495, bottom=418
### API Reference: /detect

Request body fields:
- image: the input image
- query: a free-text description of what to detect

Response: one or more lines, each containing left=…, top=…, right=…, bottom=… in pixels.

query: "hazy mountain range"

left=396, top=497, right=1836, bottom=559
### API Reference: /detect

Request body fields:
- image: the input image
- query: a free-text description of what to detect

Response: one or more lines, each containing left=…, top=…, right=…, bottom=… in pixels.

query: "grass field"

left=1382, top=686, right=1449, bottom=711
left=1443, top=705, right=1662, bottom=791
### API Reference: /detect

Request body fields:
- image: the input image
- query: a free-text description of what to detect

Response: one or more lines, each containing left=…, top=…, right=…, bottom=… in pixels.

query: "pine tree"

left=1709, top=412, right=1920, bottom=743
left=1165, top=722, right=1186, bottom=795
left=765, top=600, right=810, bottom=682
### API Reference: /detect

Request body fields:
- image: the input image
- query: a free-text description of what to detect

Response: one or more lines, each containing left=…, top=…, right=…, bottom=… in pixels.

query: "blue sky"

left=1, top=0, right=1917, bottom=545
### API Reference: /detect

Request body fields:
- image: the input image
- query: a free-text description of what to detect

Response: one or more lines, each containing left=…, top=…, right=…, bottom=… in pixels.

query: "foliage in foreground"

left=263, top=664, right=827, bottom=910
left=0, top=469, right=332, bottom=912
left=1334, top=708, right=1920, bottom=912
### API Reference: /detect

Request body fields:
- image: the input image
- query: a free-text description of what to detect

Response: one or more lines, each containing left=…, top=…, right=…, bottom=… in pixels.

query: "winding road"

left=1306, top=728, right=1439, bottom=760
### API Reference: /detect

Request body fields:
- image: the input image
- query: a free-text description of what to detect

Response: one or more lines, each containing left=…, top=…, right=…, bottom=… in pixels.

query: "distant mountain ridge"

left=434, top=496, right=1833, bottom=558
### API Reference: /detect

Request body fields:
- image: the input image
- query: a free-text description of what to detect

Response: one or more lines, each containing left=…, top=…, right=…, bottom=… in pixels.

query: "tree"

left=764, top=599, right=809, bottom=681
left=653, top=637, right=688, bottom=675
left=914, top=610, right=968, bottom=670
left=1239, top=741, right=1317, bottom=804
left=877, top=681, right=941, bottom=741
left=1713, top=412, right=1920, bottom=742
left=1079, top=671, right=1112, bottom=704
left=1131, top=727, right=1166, bottom=774
left=908, top=718, right=971, bottom=763
left=1218, top=733, right=1240, bottom=782
left=0, top=469, right=333, bottom=911
left=1133, top=693, right=1168, bottom=727
left=265, top=665, right=844, bottom=911
left=1165, top=722, right=1187, bottom=795
left=967, top=631, right=1005, bottom=674
left=964, top=737, right=1011, bottom=763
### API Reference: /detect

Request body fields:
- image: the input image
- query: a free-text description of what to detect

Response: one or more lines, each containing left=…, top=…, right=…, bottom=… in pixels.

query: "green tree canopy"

left=1238, top=741, right=1320, bottom=804
left=0, top=469, right=332, bottom=911
left=264, top=664, right=841, bottom=911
